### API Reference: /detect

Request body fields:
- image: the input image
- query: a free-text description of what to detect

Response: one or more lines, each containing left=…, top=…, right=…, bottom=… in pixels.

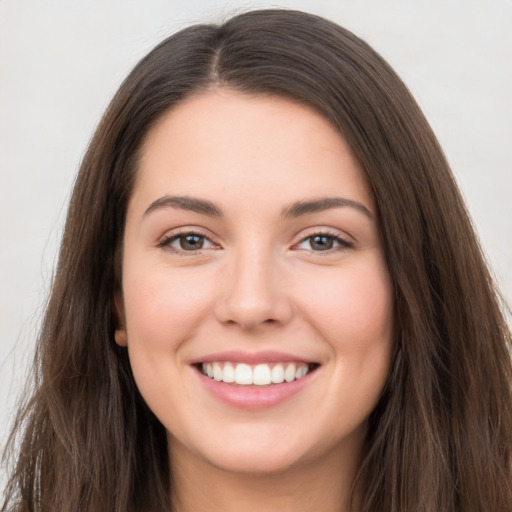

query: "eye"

left=294, top=233, right=351, bottom=252
left=160, top=232, right=216, bottom=252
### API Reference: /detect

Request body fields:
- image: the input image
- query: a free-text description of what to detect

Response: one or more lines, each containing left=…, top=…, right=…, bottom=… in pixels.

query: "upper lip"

left=190, top=350, right=319, bottom=365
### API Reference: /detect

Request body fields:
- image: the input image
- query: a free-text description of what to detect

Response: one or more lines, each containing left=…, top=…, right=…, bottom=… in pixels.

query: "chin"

left=204, top=445, right=305, bottom=475
left=169, top=424, right=314, bottom=476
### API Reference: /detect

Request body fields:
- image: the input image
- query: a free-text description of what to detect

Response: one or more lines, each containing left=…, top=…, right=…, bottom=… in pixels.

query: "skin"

left=115, top=89, right=394, bottom=512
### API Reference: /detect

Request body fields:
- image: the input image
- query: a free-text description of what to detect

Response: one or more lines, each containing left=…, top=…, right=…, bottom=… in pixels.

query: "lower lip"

left=195, top=368, right=317, bottom=410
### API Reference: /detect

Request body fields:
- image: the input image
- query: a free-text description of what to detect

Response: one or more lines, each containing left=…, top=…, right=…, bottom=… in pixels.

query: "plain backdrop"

left=1, top=0, right=511, bottom=484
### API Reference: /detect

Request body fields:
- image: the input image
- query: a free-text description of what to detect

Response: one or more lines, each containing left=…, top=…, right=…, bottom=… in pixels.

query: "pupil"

left=311, top=235, right=333, bottom=250
left=181, top=234, right=203, bottom=250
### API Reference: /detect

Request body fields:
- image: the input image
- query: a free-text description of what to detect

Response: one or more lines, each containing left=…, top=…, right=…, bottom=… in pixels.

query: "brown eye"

left=294, top=233, right=352, bottom=252
left=179, top=234, right=205, bottom=250
left=309, top=235, right=334, bottom=251
left=162, top=232, right=215, bottom=252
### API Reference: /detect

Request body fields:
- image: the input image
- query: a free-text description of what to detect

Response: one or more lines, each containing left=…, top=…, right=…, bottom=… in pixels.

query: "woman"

left=2, top=8, right=511, bottom=512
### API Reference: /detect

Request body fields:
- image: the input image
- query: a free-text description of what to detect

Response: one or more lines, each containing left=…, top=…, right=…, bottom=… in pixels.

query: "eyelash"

left=156, top=230, right=217, bottom=254
left=293, top=230, right=353, bottom=253
left=157, top=229, right=353, bottom=255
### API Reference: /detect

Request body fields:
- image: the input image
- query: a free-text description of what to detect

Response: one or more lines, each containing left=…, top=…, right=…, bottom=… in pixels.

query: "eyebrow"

left=143, top=195, right=373, bottom=220
left=144, top=195, right=223, bottom=217
left=281, top=197, right=374, bottom=219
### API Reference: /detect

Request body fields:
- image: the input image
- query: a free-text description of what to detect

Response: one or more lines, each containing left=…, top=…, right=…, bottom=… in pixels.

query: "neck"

left=169, top=438, right=362, bottom=512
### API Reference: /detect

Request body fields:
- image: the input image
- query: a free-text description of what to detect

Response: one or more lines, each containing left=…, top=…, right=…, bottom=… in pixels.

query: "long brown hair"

left=2, top=9, right=511, bottom=512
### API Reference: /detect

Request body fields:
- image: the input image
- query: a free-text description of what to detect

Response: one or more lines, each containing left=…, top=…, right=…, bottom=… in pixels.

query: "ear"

left=113, top=292, right=128, bottom=347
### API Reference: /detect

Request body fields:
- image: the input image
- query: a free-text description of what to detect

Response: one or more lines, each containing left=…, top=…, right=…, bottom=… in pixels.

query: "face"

left=116, top=90, right=394, bottom=475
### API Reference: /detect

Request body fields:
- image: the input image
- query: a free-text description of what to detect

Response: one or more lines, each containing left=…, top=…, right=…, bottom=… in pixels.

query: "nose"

left=214, top=247, right=293, bottom=331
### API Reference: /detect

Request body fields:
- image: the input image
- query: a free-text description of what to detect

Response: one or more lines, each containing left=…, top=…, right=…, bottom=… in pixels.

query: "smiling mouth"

left=198, top=362, right=319, bottom=386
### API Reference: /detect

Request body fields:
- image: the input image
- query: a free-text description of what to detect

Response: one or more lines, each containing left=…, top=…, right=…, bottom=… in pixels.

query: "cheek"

left=122, top=265, right=215, bottom=354
left=298, top=255, right=394, bottom=393
left=121, top=266, right=216, bottom=418
left=305, top=257, right=393, bottom=342
left=311, top=258, right=394, bottom=422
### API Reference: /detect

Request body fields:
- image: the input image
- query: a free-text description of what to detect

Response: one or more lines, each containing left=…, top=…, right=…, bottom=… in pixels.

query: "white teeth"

left=284, top=363, right=296, bottom=383
left=212, top=362, right=223, bottom=381
left=271, top=364, right=285, bottom=384
left=201, top=362, right=312, bottom=385
left=222, top=363, right=235, bottom=383
left=234, top=363, right=253, bottom=385
left=253, top=364, right=272, bottom=385
left=296, top=365, right=307, bottom=379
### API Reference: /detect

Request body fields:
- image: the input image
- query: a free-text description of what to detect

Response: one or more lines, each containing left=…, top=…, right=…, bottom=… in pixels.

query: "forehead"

left=130, top=89, right=374, bottom=215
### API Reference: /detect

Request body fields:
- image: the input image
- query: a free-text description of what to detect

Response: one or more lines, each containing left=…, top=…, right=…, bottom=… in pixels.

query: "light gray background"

left=1, top=0, right=511, bottom=483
